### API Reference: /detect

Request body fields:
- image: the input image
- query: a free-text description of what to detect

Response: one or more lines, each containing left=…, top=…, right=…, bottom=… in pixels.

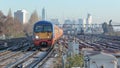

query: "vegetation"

left=0, top=10, right=24, bottom=38
left=66, top=54, right=84, bottom=68
left=0, top=9, right=40, bottom=38
left=24, top=10, right=40, bottom=35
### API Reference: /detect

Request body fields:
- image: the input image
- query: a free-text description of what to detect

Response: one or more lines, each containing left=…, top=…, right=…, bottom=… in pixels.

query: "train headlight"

left=35, top=35, right=39, bottom=39
left=48, top=36, right=50, bottom=38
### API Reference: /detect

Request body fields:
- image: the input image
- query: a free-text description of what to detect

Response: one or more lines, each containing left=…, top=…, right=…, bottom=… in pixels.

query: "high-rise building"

left=78, top=18, right=86, bottom=28
left=42, top=8, right=45, bottom=20
left=86, top=13, right=92, bottom=28
left=14, top=9, right=28, bottom=24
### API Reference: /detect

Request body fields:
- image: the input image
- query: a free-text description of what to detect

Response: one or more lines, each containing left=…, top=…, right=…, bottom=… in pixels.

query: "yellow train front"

left=33, top=21, right=63, bottom=48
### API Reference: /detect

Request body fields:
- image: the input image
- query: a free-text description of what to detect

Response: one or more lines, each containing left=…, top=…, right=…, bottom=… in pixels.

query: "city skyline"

left=0, top=0, right=120, bottom=24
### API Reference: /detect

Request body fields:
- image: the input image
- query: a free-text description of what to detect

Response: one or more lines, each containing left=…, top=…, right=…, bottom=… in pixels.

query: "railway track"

left=77, top=35, right=120, bottom=52
left=6, top=51, right=39, bottom=68
left=0, top=51, right=10, bottom=56
left=0, top=34, right=120, bottom=68
left=0, top=38, right=33, bottom=68
left=0, top=45, right=32, bottom=68
left=0, top=51, right=24, bottom=68
left=34, top=47, right=54, bottom=68
left=0, top=37, right=28, bottom=50
left=0, top=43, right=29, bottom=57
left=63, top=35, right=120, bottom=53
left=6, top=46, right=54, bottom=68
left=0, top=36, right=55, bottom=68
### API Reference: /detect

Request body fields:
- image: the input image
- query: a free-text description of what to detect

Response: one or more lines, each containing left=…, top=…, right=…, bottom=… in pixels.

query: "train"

left=33, top=21, right=63, bottom=48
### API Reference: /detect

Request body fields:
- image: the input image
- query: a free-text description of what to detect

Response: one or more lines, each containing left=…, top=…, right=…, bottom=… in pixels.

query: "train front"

left=33, top=21, right=53, bottom=48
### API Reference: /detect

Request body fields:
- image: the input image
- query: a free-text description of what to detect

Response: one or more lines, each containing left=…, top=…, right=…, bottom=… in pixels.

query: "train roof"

left=34, top=20, right=53, bottom=25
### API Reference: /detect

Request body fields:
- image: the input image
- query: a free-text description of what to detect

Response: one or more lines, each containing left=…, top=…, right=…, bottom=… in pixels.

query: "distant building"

left=86, top=13, right=92, bottom=28
left=72, top=20, right=77, bottom=28
left=78, top=18, right=86, bottom=28
left=14, top=9, right=28, bottom=24
left=50, top=19, right=59, bottom=25
left=63, top=19, right=73, bottom=29
left=64, top=19, right=72, bottom=24
left=42, top=8, right=45, bottom=20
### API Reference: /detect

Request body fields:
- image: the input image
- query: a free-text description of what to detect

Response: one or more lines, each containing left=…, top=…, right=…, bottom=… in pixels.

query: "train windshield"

left=43, top=25, right=52, bottom=32
left=34, top=25, right=52, bottom=32
left=34, top=25, right=43, bottom=32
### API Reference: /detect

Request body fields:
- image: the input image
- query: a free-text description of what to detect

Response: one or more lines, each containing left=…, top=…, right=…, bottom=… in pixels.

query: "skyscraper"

left=14, top=9, right=28, bottom=24
left=42, top=8, right=45, bottom=20
left=78, top=18, right=86, bottom=28
left=86, top=13, right=92, bottom=28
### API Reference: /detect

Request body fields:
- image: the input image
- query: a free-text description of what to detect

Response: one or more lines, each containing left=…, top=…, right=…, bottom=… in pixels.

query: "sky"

left=0, top=0, right=120, bottom=24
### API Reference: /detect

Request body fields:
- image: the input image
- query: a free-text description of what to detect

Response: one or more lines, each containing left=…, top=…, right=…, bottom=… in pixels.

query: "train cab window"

left=34, top=25, right=52, bottom=32
left=43, top=25, right=52, bottom=32
left=34, top=25, right=43, bottom=32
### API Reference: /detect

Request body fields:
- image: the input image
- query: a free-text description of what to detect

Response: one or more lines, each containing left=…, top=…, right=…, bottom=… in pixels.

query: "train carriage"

left=33, top=21, right=63, bottom=48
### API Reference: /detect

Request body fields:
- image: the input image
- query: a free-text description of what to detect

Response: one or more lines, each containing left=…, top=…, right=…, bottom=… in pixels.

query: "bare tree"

left=29, top=10, right=39, bottom=24
left=25, top=10, right=40, bottom=34
left=0, top=10, right=24, bottom=37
